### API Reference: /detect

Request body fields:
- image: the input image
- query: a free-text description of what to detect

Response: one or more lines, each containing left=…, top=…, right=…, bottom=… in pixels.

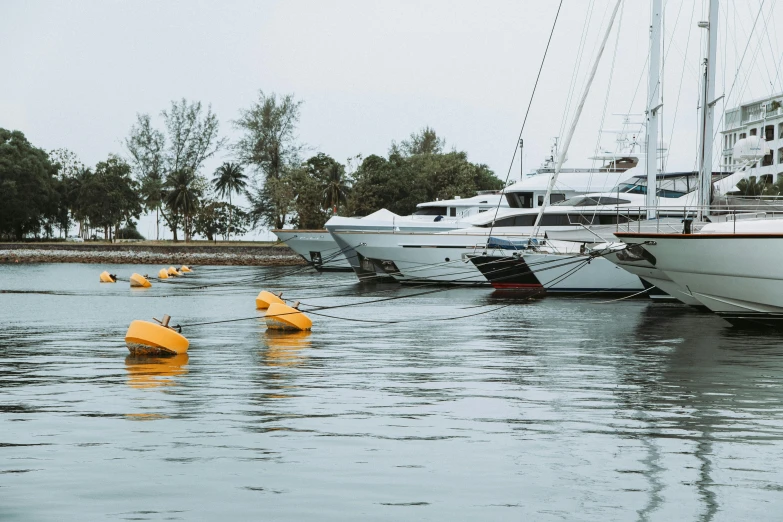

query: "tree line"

left=0, top=91, right=503, bottom=241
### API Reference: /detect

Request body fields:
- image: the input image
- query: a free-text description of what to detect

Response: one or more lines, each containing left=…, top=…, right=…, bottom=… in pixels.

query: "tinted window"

left=414, top=206, right=448, bottom=216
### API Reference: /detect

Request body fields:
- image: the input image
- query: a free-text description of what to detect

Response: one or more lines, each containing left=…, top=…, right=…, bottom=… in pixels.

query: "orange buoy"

left=130, top=273, right=152, bottom=288
left=125, top=315, right=189, bottom=356
left=158, top=269, right=169, bottom=279
left=265, top=302, right=312, bottom=331
left=180, top=265, right=192, bottom=273
left=99, top=271, right=117, bottom=283
left=256, top=291, right=285, bottom=310
left=167, top=266, right=182, bottom=276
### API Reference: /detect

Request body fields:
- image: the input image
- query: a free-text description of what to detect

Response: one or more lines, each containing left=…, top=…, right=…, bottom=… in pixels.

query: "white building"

left=722, top=93, right=783, bottom=184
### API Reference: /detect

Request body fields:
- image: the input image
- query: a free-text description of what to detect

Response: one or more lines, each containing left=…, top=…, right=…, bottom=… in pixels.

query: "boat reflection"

left=125, top=353, right=189, bottom=389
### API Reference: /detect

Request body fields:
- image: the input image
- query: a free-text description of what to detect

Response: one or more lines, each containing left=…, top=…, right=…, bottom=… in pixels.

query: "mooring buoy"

left=180, top=265, right=192, bottom=273
left=265, top=301, right=312, bottom=331
left=125, top=314, right=189, bottom=356
left=130, top=273, right=152, bottom=288
left=99, top=271, right=117, bottom=283
left=256, top=291, right=285, bottom=310
left=167, top=266, right=182, bottom=276
left=158, top=269, right=169, bottom=279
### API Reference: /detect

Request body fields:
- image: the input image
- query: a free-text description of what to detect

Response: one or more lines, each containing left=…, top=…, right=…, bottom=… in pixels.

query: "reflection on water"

left=125, top=354, right=189, bottom=389
left=0, top=264, right=782, bottom=520
left=262, top=330, right=312, bottom=367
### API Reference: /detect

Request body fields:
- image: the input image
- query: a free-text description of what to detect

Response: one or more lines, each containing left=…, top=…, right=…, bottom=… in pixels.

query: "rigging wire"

left=484, top=0, right=563, bottom=244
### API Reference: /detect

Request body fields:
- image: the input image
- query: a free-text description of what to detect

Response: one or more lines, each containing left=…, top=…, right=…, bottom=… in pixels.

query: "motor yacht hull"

left=470, top=251, right=645, bottom=294
left=272, top=230, right=352, bottom=271
left=602, top=251, right=703, bottom=306
left=340, top=230, right=495, bottom=284
left=615, top=232, right=783, bottom=326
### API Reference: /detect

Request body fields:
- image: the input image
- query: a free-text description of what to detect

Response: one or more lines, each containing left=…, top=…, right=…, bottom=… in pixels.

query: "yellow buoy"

left=158, top=269, right=169, bottom=279
left=265, top=302, right=312, bottom=331
left=130, top=273, right=152, bottom=288
left=125, top=315, right=189, bottom=356
left=99, top=271, right=117, bottom=283
left=180, top=265, right=192, bottom=273
left=256, top=291, right=285, bottom=310
left=167, top=266, right=182, bottom=276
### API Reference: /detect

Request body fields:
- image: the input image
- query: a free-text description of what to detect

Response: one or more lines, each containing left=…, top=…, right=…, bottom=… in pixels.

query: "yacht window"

left=656, top=189, right=686, bottom=198
left=554, top=196, right=631, bottom=206
left=505, top=192, right=534, bottom=208
left=449, top=207, right=457, bottom=217
left=750, top=128, right=757, bottom=136
left=550, top=193, right=566, bottom=204
left=740, top=132, right=747, bottom=139
left=538, top=195, right=544, bottom=206
left=613, top=183, right=647, bottom=194
left=413, top=206, right=448, bottom=216
left=763, top=152, right=774, bottom=167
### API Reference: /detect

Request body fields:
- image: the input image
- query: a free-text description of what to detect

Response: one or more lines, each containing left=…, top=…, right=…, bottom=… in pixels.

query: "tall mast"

left=532, top=0, right=623, bottom=236
left=698, top=0, right=719, bottom=220
left=646, top=0, right=662, bottom=219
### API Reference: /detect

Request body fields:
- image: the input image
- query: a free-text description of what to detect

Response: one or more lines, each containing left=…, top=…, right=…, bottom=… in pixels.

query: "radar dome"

left=733, top=136, right=770, bottom=161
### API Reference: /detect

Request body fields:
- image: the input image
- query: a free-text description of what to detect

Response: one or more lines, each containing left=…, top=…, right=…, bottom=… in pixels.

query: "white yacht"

left=273, top=193, right=505, bottom=272
left=339, top=164, right=705, bottom=285
left=612, top=218, right=783, bottom=326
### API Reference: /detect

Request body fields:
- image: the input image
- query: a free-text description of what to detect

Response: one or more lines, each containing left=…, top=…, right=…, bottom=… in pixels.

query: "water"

left=1, top=263, right=782, bottom=521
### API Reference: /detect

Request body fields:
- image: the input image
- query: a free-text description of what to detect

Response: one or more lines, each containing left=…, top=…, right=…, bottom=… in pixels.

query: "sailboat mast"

left=532, top=0, right=623, bottom=235
left=698, top=0, right=719, bottom=220
left=646, top=0, right=662, bottom=219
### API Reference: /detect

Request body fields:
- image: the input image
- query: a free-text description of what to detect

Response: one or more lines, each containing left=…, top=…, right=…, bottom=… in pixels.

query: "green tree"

left=347, top=128, right=502, bottom=216
left=49, top=148, right=86, bottom=237
left=77, top=155, right=142, bottom=240
left=287, top=166, right=329, bottom=229
left=316, top=155, right=351, bottom=215
left=193, top=200, right=249, bottom=241
left=164, top=169, right=201, bottom=241
left=234, top=91, right=303, bottom=228
left=212, top=162, right=248, bottom=240
left=126, top=100, right=226, bottom=240
left=0, top=129, right=59, bottom=240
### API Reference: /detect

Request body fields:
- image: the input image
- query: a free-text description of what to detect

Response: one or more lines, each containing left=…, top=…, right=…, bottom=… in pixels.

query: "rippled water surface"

left=1, top=263, right=783, bottom=521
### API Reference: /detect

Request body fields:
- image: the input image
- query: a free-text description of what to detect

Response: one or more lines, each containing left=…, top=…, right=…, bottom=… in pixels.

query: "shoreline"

left=0, top=242, right=307, bottom=266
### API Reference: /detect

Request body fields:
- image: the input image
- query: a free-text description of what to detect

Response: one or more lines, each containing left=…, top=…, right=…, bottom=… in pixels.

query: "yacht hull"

left=272, top=230, right=353, bottom=271
left=615, top=232, right=783, bottom=326
left=602, top=251, right=703, bottom=306
left=340, top=231, right=494, bottom=284
left=471, top=252, right=645, bottom=294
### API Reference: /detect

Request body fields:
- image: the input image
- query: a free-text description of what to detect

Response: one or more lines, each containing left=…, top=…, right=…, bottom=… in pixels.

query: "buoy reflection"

left=125, top=353, right=189, bottom=389
left=262, top=330, right=311, bottom=368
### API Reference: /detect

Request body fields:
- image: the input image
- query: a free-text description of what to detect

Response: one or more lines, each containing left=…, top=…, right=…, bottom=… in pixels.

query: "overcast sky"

left=3, top=1, right=781, bottom=239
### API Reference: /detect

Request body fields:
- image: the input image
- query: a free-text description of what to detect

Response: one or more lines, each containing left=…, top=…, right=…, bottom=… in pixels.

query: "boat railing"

left=611, top=205, right=783, bottom=234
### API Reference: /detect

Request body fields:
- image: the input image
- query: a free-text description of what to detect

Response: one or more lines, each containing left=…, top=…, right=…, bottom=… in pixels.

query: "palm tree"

left=322, top=162, right=351, bottom=215
left=165, top=169, right=200, bottom=241
left=212, top=162, right=248, bottom=240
